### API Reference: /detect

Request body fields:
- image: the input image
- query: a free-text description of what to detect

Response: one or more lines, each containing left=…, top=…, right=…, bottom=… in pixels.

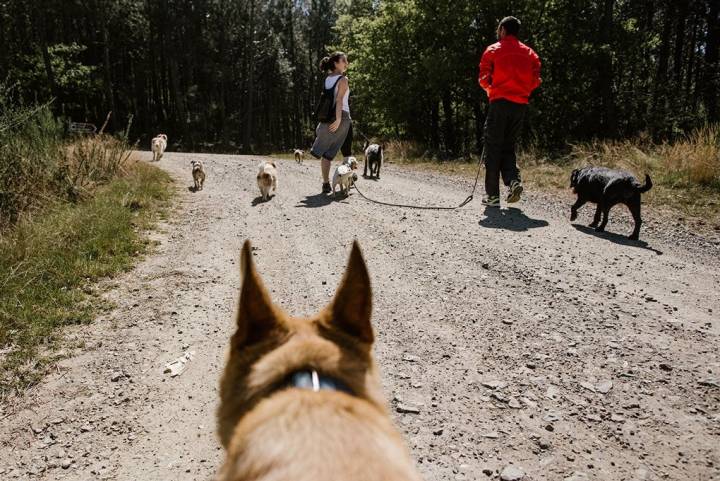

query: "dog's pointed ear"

left=331, top=241, right=373, bottom=343
left=236, top=240, right=277, bottom=346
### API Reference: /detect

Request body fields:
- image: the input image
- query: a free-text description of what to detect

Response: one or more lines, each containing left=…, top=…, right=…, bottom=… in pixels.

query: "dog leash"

left=354, top=124, right=372, bottom=145
left=352, top=123, right=485, bottom=210
left=352, top=163, right=482, bottom=210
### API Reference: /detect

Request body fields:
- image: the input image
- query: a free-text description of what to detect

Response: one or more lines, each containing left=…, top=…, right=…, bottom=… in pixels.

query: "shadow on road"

left=572, top=224, right=663, bottom=255
left=252, top=195, right=275, bottom=206
left=479, top=206, right=549, bottom=232
left=296, top=193, right=334, bottom=208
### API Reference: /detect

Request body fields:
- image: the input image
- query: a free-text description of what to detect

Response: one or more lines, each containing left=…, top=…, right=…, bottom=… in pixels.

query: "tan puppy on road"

left=217, top=241, right=422, bottom=481
left=151, top=134, right=167, bottom=162
left=191, top=160, right=205, bottom=191
left=256, top=161, right=278, bottom=201
left=293, top=149, right=305, bottom=164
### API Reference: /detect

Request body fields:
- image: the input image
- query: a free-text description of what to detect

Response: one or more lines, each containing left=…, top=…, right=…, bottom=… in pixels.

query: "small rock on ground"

left=500, top=465, right=525, bottom=481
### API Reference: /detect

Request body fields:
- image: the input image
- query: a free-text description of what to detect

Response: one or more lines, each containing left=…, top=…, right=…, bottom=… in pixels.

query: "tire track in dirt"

left=1, top=152, right=718, bottom=481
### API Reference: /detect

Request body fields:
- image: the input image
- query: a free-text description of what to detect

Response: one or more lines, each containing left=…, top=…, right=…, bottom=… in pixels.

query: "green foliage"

left=0, top=162, right=172, bottom=397
left=339, top=0, right=720, bottom=154
left=1, top=0, right=718, bottom=153
left=0, top=98, right=132, bottom=225
left=0, top=101, right=65, bottom=224
left=14, top=43, right=99, bottom=100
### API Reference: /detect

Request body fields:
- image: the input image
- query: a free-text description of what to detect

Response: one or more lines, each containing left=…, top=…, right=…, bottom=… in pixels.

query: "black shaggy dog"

left=363, top=142, right=384, bottom=179
left=570, top=167, right=653, bottom=240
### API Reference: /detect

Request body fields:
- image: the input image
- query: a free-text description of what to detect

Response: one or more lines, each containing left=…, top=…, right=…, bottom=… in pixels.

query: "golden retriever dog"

left=191, top=159, right=205, bottom=191
left=293, top=149, right=305, bottom=164
left=256, top=161, right=278, bottom=201
left=217, top=241, right=422, bottom=481
left=151, top=133, right=167, bottom=162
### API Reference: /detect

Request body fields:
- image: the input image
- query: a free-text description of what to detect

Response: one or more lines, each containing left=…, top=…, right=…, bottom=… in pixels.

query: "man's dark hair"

left=499, top=16, right=521, bottom=36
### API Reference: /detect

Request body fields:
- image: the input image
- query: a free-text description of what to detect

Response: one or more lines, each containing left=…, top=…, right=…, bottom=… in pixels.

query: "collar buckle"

left=287, top=369, right=353, bottom=396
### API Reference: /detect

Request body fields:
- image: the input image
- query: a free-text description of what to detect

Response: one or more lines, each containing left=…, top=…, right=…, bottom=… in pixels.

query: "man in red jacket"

left=478, top=16, right=542, bottom=206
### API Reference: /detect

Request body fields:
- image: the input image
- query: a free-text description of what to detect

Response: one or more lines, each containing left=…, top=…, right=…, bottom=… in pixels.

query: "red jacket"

left=478, top=36, right=542, bottom=104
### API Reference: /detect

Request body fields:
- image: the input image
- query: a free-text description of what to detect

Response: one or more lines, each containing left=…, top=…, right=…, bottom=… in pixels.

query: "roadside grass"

left=271, top=153, right=300, bottom=162
left=1, top=108, right=131, bottom=226
left=0, top=161, right=172, bottom=399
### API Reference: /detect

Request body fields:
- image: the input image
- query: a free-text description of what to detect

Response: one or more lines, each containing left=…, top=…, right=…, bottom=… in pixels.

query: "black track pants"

left=483, top=99, right=527, bottom=197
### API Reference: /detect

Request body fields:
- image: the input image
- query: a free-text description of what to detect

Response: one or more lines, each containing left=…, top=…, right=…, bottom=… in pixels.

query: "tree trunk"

left=704, top=0, right=720, bottom=122
left=685, top=17, right=697, bottom=102
left=441, top=92, right=456, bottom=155
left=168, top=58, right=181, bottom=120
left=218, top=0, right=230, bottom=145
left=673, top=0, right=688, bottom=85
left=430, top=101, right=440, bottom=151
left=102, top=20, right=116, bottom=130
left=651, top=1, right=674, bottom=135
left=37, top=13, right=58, bottom=100
left=286, top=1, right=302, bottom=147
left=243, top=0, right=256, bottom=153
left=597, top=0, right=618, bottom=137
left=474, top=102, right=484, bottom=154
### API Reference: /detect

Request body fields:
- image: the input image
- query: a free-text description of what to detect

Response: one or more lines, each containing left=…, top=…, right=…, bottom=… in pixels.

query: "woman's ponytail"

left=319, top=56, right=332, bottom=72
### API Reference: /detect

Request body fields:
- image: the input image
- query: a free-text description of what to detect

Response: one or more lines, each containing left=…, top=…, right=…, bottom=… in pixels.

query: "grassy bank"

left=0, top=161, right=172, bottom=398
left=0, top=102, right=173, bottom=398
left=1, top=107, right=131, bottom=226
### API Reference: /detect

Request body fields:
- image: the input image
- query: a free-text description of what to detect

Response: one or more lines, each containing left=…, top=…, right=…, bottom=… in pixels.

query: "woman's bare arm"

left=329, top=77, right=348, bottom=132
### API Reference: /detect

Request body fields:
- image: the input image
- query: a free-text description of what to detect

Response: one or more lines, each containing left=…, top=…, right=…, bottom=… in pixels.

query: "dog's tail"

left=634, top=174, right=652, bottom=193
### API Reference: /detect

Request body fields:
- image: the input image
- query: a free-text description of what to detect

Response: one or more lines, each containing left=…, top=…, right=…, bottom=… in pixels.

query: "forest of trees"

left=1, top=0, right=718, bottom=156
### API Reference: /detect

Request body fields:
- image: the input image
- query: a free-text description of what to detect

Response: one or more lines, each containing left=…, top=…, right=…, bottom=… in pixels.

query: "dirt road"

left=1, top=152, right=719, bottom=481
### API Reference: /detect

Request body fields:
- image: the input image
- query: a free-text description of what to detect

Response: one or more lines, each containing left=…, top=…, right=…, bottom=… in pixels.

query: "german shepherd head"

left=217, top=241, right=421, bottom=481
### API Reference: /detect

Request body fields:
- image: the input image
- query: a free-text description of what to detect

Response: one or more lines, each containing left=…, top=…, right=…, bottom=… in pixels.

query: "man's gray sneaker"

left=481, top=195, right=500, bottom=207
left=507, top=181, right=523, bottom=203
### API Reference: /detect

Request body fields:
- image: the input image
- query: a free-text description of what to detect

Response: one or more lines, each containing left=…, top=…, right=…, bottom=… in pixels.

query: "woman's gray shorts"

left=310, top=111, right=352, bottom=161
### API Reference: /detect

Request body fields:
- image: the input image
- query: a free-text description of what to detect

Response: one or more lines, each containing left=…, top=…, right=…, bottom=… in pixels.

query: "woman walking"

left=310, top=52, right=354, bottom=194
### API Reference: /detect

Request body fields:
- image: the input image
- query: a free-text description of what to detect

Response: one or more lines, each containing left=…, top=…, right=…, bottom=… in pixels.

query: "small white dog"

left=332, top=157, right=359, bottom=197
left=191, top=160, right=205, bottom=191
left=293, top=149, right=305, bottom=164
left=151, top=134, right=168, bottom=162
left=257, top=161, right=278, bottom=201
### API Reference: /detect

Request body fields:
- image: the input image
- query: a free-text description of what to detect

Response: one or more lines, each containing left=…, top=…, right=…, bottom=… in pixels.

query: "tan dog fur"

left=151, top=133, right=167, bottom=162
left=293, top=149, right=304, bottom=164
left=256, top=161, right=278, bottom=201
left=191, top=160, right=205, bottom=191
left=217, top=241, right=422, bottom=481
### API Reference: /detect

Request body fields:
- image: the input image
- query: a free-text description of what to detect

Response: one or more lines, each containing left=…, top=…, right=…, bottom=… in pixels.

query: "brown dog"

left=256, top=161, right=278, bottom=201
left=217, top=241, right=422, bottom=481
